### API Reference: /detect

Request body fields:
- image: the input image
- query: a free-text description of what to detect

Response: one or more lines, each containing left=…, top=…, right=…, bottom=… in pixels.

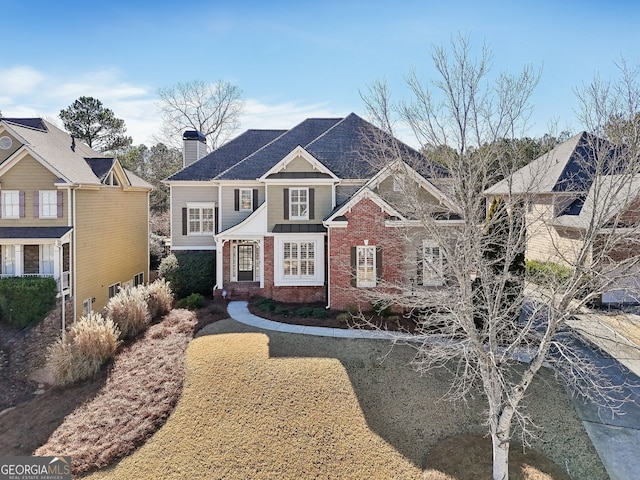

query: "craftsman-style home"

left=0, top=118, right=151, bottom=320
left=166, top=113, right=461, bottom=310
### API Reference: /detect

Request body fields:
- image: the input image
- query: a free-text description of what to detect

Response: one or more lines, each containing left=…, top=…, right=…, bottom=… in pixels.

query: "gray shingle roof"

left=167, top=129, right=286, bottom=181
left=167, top=113, right=438, bottom=182
left=0, top=226, right=73, bottom=239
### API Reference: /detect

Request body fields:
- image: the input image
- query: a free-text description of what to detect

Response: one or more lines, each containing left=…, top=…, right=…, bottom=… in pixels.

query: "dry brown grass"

left=35, top=309, right=197, bottom=475
left=146, top=279, right=174, bottom=320
left=47, top=312, right=120, bottom=386
left=83, top=319, right=606, bottom=480
left=104, top=286, right=151, bottom=339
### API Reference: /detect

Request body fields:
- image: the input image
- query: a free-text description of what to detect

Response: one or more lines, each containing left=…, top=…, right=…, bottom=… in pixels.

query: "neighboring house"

left=485, top=131, right=640, bottom=304
left=166, top=113, right=460, bottom=310
left=0, top=118, right=152, bottom=321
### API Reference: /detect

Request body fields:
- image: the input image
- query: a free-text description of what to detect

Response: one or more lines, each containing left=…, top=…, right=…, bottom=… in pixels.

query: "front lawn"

left=82, top=318, right=605, bottom=480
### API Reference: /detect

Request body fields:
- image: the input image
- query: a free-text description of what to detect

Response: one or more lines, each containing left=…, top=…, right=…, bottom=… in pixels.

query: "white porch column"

left=259, top=237, right=265, bottom=288
left=215, top=238, right=225, bottom=289
left=14, top=244, right=23, bottom=276
left=53, top=241, right=61, bottom=284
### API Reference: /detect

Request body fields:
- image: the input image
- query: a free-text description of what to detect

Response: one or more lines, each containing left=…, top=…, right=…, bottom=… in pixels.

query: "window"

left=393, top=175, right=405, bottom=192
left=1, top=190, right=20, bottom=218
left=108, top=283, right=121, bottom=299
left=188, top=205, right=214, bottom=235
left=240, top=189, right=253, bottom=211
left=39, top=191, right=58, bottom=218
left=289, top=188, right=309, bottom=220
left=418, top=240, right=443, bottom=286
left=40, top=244, right=54, bottom=275
left=283, top=241, right=315, bottom=278
left=356, top=246, right=376, bottom=287
left=1, top=245, right=15, bottom=275
left=133, top=272, right=144, bottom=286
left=82, top=298, right=93, bottom=315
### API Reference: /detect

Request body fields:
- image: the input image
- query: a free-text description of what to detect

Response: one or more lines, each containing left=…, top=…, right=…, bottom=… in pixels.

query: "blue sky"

left=1, top=0, right=638, bottom=147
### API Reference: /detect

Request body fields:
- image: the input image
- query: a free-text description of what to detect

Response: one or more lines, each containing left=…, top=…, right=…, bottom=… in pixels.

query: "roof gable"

left=259, top=146, right=338, bottom=181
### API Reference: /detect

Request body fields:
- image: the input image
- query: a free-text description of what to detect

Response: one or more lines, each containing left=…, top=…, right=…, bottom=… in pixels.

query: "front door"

left=237, top=244, right=254, bottom=281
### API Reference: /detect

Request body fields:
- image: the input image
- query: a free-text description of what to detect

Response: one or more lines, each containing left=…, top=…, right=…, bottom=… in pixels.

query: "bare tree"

left=156, top=79, right=244, bottom=149
left=360, top=34, right=639, bottom=480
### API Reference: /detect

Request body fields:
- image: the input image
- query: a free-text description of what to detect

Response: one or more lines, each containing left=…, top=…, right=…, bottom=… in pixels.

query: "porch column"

left=259, top=238, right=264, bottom=289
left=53, top=241, right=61, bottom=285
left=14, top=244, right=23, bottom=276
left=215, top=238, right=225, bottom=289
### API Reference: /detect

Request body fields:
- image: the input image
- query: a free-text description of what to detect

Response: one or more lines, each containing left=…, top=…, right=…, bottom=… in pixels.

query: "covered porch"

left=0, top=226, right=72, bottom=296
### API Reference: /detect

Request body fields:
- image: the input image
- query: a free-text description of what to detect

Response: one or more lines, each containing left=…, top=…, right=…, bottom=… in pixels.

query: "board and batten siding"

left=219, top=185, right=264, bottom=231
left=0, top=154, right=68, bottom=225
left=267, top=184, right=332, bottom=231
left=170, top=184, right=217, bottom=249
left=74, top=187, right=149, bottom=319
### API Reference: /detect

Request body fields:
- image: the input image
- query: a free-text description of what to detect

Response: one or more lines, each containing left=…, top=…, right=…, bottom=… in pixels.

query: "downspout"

left=72, top=187, right=77, bottom=323
left=325, top=227, right=330, bottom=309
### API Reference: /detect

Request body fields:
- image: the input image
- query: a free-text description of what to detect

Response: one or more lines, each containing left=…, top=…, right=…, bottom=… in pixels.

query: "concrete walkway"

left=226, top=301, right=640, bottom=480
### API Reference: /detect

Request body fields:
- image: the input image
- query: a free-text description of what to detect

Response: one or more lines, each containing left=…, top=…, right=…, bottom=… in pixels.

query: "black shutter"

left=182, top=208, right=187, bottom=235
left=253, top=189, right=259, bottom=211
left=309, top=188, right=315, bottom=220
left=350, top=246, right=357, bottom=287
left=19, top=191, right=25, bottom=218
left=234, top=189, right=239, bottom=211
left=416, top=245, right=424, bottom=286
left=376, top=247, right=383, bottom=283
left=283, top=188, right=289, bottom=219
left=214, top=207, right=219, bottom=234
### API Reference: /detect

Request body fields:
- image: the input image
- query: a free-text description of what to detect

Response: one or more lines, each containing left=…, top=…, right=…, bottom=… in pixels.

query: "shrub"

left=311, top=307, right=329, bottom=319
left=526, top=259, right=573, bottom=285
left=337, top=312, right=351, bottom=324
left=273, top=305, right=290, bottom=316
left=146, top=278, right=174, bottom=320
left=255, top=298, right=276, bottom=313
left=159, top=252, right=215, bottom=298
left=105, top=285, right=151, bottom=339
left=48, top=312, right=120, bottom=386
left=176, top=293, right=205, bottom=310
left=295, top=306, right=316, bottom=318
left=0, top=276, right=57, bottom=327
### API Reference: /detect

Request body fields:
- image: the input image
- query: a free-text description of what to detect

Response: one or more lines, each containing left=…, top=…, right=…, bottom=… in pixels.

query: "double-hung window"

left=283, top=241, right=315, bottom=278
left=418, top=240, right=443, bottom=286
left=188, top=204, right=214, bottom=235
left=40, top=244, right=54, bottom=275
left=240, top=189, right=253, bottom=211
left=1, top=190, right=20, bottom=218
left=289, top=188, right=309, bottom=220
left=39, top=191, right=58, bottom=218
left=356, top=246, right=376, bottom=287
left=1, top=245, right=15, bottom=275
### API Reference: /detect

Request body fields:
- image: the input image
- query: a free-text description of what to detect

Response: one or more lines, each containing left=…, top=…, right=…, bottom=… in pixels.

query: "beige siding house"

left=0, top=118, right=152, bottom=321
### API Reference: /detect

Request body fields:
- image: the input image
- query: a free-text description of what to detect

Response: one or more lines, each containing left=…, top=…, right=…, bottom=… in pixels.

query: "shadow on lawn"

left=0, top=370, right=107, bottom=456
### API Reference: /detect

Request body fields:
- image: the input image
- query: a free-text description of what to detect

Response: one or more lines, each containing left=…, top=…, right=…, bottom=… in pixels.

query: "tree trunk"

left=491, top=432, right=510, bottom=480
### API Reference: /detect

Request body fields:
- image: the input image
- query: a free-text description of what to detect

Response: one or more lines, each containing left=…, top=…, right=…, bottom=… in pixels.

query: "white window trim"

left=356, top=245, right=376, bottom=288
left=1, top=190, right=20, bottom=219
left=134, top=272, right=144, bottom=286
left=421, top=239, right=443, bottom=286
left=1, top=245, right=16, bottom=275
left=240, top=188, right=253, bottom=212
left=40, top=244, right=54, bottom=275
left=283, top=241, right=316, bottom=279
left=187, top=202, right=215, bottom=236
left=82, top=298, right=93, bottom=316
left=230, top=241, right=261, bottom=283
left=274, top=234, right=324, bottom=286
left=39, top=190, right=58, bottom=219
left=289, top=187, right=309, bottom=220
left=108, top=282, right=121, bottom=299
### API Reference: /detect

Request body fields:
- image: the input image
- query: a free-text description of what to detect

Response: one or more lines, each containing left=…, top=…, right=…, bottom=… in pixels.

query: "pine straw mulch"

left=83, top=319, right=606, bottom=480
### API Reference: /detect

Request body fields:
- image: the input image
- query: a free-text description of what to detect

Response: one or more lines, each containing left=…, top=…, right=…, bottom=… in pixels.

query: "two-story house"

left=0, top=118, right=152, bottom=321
left=166, top=113, right=460, bottom=311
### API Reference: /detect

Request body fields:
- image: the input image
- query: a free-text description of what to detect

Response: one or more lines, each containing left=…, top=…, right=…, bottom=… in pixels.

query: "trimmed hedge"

left=159, top=252, right=215, bottom=298
left=526, top=259, right=573, bottom=285
left=0, top=276, right=57, bottom=327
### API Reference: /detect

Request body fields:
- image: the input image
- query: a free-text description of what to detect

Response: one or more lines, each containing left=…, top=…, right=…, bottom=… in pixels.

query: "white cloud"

left=0, top=66, right=45, bottom=95
left=240, top=98, right=346, bottom=130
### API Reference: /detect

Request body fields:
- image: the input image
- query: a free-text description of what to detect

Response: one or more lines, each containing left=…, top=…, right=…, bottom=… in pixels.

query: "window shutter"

left=33, top=191, right=39, bottom=218
left=376, top=247, right=383, bottom=283
left=283, top=188, right=289, bottom=220
left=214, top=207, right=219, bottom=234
left=416, top=245, right=424, bottom=286
left=234, top=189, right=239, bottom=211
left=182, top=208, right=187, bottom=235
left=253, top=189, right=259, bottom=211
left=309, top=188, right=315, bottom=220
left=350, top=246, right=357, bottom=287
left=57, top=191, right=63, bottom=218
left=19, top=191, right=25, bottom=218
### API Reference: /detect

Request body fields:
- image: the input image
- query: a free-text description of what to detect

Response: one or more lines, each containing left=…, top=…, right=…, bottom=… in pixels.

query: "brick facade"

left=328, top=197, right=403, bottom=311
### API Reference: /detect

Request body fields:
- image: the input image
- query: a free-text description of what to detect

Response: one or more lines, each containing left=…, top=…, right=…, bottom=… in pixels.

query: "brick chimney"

left=182, top=130, right=207, bottom=168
